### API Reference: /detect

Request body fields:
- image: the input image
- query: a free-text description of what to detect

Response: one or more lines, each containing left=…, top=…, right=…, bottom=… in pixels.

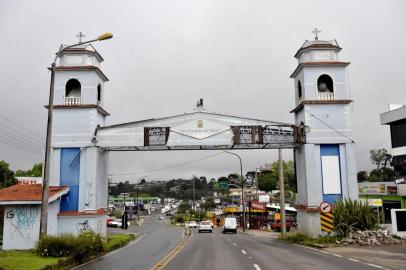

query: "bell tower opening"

left=65, top=79, right=82, bottom=105
left=317, top=74, right=334, bottom=100
left=297, top=80, right=303, bottom=100
left=97, top=84, right=102, bottom=104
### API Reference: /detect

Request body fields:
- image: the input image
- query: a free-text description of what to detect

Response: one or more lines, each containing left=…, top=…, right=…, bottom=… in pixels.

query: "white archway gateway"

left=0, top=35, right=359, bottom=250
left=47, top=37, right=357, bottom=239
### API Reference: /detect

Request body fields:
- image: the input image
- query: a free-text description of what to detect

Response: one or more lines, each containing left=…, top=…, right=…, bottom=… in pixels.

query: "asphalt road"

left=75, top=213, right=183, bottom=270
left=164, top=228, right=386, bottom=270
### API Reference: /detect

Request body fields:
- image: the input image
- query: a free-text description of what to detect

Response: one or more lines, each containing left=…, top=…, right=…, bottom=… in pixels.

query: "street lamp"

left=223, top=151, right=246, bottom=232
left=40, top=33, right=113, bottom=236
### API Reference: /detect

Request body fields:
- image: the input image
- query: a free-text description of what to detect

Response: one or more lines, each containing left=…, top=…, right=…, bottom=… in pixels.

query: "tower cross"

left=76, top=32, right=86, bottom=43
left=311, top=27, right=321, bottom=40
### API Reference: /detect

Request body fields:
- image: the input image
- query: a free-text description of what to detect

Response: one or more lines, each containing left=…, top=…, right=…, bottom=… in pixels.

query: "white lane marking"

left=241, top=250, right=247, bottom=255
left=320, top=250, right=329, bottom=254
left=293, top=244, right=319, bottom=252
left=349, top=258, right=360, bottom=262
left=253, top=264, right=261, bottom=270
left=227, top=238, right=231, bottom=241
left=233, top=242, right=238, bottom=246
left=332, top=254, right=343, bottom=258
left=248, top=256, right=252, bottom=259
left=366, top=263, right=388, bottom=269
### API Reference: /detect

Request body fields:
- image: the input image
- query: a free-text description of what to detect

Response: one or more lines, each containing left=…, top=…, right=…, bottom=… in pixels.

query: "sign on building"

left=16, top=177, right=43, bottom=185
left=258, top=194, right=270, bottom=203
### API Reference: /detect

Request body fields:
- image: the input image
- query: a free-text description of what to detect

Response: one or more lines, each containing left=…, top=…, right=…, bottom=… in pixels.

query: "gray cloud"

left=1, top=0, right=405, bottom=182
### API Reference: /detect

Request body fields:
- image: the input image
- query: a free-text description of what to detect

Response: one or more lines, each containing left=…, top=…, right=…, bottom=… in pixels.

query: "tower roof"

left=294, top=39, right=341, bottom=59
left=58, top=43, right=104, bottom=62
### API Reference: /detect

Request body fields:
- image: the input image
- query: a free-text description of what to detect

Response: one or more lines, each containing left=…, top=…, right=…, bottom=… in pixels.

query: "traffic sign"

left=320, top=201, right=331, bottom=213
left=319, top=202, right=334, bottom=233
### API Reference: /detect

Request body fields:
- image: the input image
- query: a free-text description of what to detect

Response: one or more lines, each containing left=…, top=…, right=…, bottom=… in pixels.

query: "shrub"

left=175, top=215, right=184, bottom=223
left=37, top=234, right=76, bottom=257
left=334, top=198, right=380, bottom=237
left=37, top=231, right=103, bottom=263
left=72, top=231, right=103, bottom=263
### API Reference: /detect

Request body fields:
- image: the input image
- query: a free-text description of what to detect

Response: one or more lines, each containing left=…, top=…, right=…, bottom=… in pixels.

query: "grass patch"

left=103, top=233, right=136, bottom=252
left=282, top=233, right=337, bottom=247
left=0, top=250, right=67, bottom=270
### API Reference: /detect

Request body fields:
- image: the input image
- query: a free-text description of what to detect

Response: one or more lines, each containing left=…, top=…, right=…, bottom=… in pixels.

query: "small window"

left=317, top=74, right=334, bottom=93
left=65, top=79, right=81, bottom=97
left=297, top=80, right=302, bottom=99
left=97, top=84, right=102, bottom=102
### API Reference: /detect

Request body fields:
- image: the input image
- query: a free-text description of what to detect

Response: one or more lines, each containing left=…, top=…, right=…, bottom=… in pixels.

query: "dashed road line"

left=366, top=263, right=388, bottom=269
left=292, top=244, right=389, bottom=270
left=253, top=264, right=261, bottom=270
left=248, top=256, right=252, bottom=259
left=233, top=242, right=238, bottom=246
left=241, top=250, right=247, bottom=255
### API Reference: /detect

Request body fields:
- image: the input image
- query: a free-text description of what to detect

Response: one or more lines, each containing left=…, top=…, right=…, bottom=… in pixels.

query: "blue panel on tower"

left=60, top=148, right=80, bottom=211
left=320, top=144, right=342, bottom=204
left=60, top=185, right=79, bottom=211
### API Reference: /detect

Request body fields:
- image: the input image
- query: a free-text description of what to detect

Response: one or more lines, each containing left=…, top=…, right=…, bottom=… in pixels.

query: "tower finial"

left=311, top=27, right=321, bottom=40
left=76, top=32, right=86, bottom=43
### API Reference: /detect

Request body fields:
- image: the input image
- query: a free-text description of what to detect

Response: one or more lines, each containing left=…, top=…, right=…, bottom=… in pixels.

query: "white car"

left=222, top=217, right=237, bottom=234
left=189, top=221, right=198, bottom=228
left=198, top=221, right=213, bottom=233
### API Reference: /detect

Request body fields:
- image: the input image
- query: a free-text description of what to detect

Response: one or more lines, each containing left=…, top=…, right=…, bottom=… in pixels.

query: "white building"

left=380, top=104, right=406, bottom=179
left=0, top=185, right=69, bottom=249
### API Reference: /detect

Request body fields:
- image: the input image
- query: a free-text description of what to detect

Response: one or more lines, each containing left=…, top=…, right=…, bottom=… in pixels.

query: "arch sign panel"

left=94, top=111, right=304, bottom=151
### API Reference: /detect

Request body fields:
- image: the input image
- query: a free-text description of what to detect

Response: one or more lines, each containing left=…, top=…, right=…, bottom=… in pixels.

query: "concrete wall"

left=2, top=201, right=61, bottom=250
left=58, top=214, right=107, bottom=236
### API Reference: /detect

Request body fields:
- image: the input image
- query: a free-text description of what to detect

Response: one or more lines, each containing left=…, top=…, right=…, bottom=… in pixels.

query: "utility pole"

left=279, top=149, right=286, bottom=236
left=136, top=186, right=140, bottom=221
left=192, top=176, right=196, bottom=213
left=255, top=168, right=259, bottom=200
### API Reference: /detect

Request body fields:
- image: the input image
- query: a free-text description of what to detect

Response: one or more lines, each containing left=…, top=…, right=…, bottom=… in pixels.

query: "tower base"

left=297, top=210, right=324, bottom=238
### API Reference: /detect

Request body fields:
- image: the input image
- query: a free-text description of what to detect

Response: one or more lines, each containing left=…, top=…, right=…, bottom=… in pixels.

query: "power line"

left=0, top=122, right=45, bottom=146
left=110, top=151, right=225, bottom=176
left=0, top=128, right=44, bottom=152
left=0, top=136, right=43, bottom=157
left=0, top=112, right=45, bottom=141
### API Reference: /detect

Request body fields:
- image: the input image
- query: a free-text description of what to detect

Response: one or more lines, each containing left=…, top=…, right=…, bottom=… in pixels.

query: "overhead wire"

left=110, top=151, right=225, bottom=176
left=0, top=127, right=44, bottom=152
left=0, top=113, right=45, bottom=141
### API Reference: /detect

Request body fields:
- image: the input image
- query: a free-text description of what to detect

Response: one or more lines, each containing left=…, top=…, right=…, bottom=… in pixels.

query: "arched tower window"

left=317, top=74, right=334, bottom=93
left=65, top=79, right=81, bottom=98
left=97, top=84, right=102, bottom=103
left=297, top=80, right=302, bottom=99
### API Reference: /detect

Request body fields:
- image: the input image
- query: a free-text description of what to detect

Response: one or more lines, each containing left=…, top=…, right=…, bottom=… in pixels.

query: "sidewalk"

left=325, top=244, right=406, bottom=270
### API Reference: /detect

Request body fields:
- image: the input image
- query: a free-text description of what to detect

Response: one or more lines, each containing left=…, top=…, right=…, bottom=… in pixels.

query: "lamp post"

left=224, top=151, right=246, bottom=232
left=40, top=33, right=113, bottom=236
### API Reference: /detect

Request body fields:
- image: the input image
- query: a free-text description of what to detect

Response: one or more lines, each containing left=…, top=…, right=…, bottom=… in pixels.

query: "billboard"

left=258, top=194, right=270, bottom=203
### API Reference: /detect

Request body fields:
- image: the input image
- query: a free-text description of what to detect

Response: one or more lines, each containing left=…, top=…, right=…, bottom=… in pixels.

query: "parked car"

left=271, top=220, right=291, bottom=232
left=189, top=220, right=198, bottom=228
left=107, top=218, right=122, bottom=228
left=198, top=221, right=213, bottom=233
left=222, top=217, right=237, bottom=234
left=106, top=216, right=114, bottom=225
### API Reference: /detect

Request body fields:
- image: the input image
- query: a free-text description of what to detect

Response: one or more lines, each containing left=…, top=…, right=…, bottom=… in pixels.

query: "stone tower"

left=49, top=43, right=109, bottom=235
left=290, top=35, right=358, bottom=237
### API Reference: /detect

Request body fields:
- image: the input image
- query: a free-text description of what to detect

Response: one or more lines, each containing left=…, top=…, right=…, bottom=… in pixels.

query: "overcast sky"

left=1, top=0, right=405, bottom=182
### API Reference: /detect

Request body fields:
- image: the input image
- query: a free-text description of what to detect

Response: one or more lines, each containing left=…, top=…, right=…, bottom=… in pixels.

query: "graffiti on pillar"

left=85, top=182, right=94, bottom=207
left=6, top=209, right=15, bottom=219
left=16, top=206, right=38, bottom=230
left=77, top=220, right=91, bottom=232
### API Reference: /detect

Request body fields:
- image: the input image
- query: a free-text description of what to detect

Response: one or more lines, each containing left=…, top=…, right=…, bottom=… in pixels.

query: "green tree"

left=370, top=148, right=391, bottom=171
left=15, top=163, right=43, bottom=177
left=257, top=160, right=296, bottom=201
left=0, top=160, right=17, bottom=188
left=357, top=171, right=369, bottom=182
